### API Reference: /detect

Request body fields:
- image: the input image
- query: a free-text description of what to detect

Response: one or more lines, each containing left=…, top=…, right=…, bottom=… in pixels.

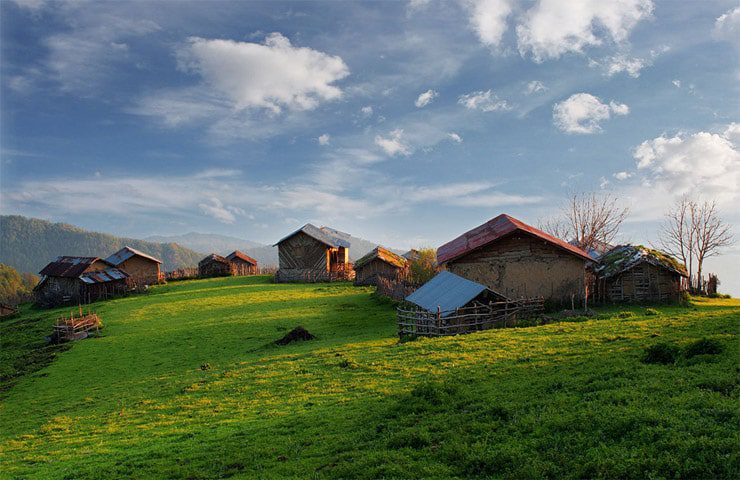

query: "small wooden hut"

left=105, top=246, right=163, bottom=286
left=274, top=224, right=353, bottom=282
left=354, top=247, right=408, bottom=286
left=594, top=245, right=688, bottom=302
left=198, top=254, right=234, bottom=278
left=437, top=214, right=593, bottom=305
left=34, top=256, right=129, bottom=307
left=226, top=250, right=258, bottom=276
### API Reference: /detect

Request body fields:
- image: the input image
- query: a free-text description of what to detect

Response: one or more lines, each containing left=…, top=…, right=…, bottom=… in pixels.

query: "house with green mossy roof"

left=594, top=245, right=688, bottom=303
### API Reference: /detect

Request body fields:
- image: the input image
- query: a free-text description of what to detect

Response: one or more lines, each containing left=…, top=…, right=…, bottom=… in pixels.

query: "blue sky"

left=1, top=0, right=738, bottom=292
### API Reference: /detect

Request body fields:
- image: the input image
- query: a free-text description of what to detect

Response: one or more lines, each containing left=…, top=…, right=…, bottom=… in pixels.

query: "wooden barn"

left=34, top=256, right=129, bottom=308
left=437, top=214, right=593, bottom=305
left=594, top=245, right=688, bottom=303
left=274, top=224, right=353, bottom=282
left=353, top=247, right=408, bottom=286
left=105, top=246, right=163, bottom=286
left=226, top=251, right=258, bottom=276
left=198, top=254, right=234, bottom=278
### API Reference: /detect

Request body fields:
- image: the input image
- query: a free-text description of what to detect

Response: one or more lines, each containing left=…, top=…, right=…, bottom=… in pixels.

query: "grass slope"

left=0, top=277, right=738, bottom=479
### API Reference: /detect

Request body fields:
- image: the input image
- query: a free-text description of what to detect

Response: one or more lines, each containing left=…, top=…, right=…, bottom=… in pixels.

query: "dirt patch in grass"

left=275, top=326, right=316, bottom=345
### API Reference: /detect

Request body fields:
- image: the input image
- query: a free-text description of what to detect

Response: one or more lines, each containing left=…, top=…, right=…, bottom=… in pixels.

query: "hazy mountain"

left=0, top=215, right=202, bottom=273
left=145, top=232, right=263, bottom=256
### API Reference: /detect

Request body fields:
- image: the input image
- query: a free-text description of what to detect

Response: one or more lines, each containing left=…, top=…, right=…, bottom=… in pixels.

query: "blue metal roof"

left=80, top=268, right=129, bottom=284
left=405, top=271, right=493, bottom=316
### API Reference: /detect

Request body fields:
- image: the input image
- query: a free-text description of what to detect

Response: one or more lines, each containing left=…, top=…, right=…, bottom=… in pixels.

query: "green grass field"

left=1, top=276, right=738, bottom=479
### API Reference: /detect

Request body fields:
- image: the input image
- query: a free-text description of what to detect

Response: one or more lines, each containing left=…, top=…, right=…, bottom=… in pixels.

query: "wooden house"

left=198, top=254, right=234, bottom=278
left=594, top=245, right=688, bottom=302
left=353, top=246, right=408, bottom=286
left=105, top=246, right=163, bottom=286
left=226, top=250, right=258, bottom=276
left=274, top=224, right=353, bottom=282
left=437, top=214, right=593, bottom=305
left=34, top=256, right=129, bottom=308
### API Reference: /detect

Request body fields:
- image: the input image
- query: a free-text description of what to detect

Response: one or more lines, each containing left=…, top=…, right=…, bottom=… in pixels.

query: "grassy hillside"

left=0, top=277, right=737, bottom=479
left=0, top=215, right=203, bottom=273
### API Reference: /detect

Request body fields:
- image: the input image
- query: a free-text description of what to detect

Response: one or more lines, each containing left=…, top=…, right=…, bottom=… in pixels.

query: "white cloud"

left=360, top=105, right=374, bottom=117
left=552, top=93, right=628, bottom=134
left=713, top=7, right=740, bottom=43
left=318, top=133, right=331, bottom=145
left=458, top=89, right=511, bottom=111
left=632, top=124, right=740, bottom=204
left=375, top=129, right=412, bottom=156
left=177, top=33, right=349, bottom=114
left=599, top=176, right=610, bottom=189
left=613, top=171, right=632, bottom=180
left=525, top=80, right=547, bottom=94
left=603, top=54, right=646, bottom=77
left=10, top=0, right=47, bottom=10
left=672, top=79, right=681, bottom=88
left=516, top=0, right=654, bottom=62
left=447, top=132, right=463, bottom=143
left=198, top=197, right=243, bottom=224
left=415, top=89, right=438, bottom=108
left=465, top=0, right=513, bottom=48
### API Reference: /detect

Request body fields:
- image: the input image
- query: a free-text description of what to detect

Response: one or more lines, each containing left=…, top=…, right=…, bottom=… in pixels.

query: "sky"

left=1, top=0, right=738, bottom=293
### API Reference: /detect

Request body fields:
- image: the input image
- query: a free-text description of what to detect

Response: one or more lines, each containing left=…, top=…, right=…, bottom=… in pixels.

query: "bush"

left=684, top=338, right=723, bottom=358
left=642, top=342, right=680, bottom=365
left=679, top=291, right=691, bottom=307
left=408, top=248, right=438, bottom=284
left=618, top=311, right=636, bottom=319
left=644, top=308, right=659, bottom=316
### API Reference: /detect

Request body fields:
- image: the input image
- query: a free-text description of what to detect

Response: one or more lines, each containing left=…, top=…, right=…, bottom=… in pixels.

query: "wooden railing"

left=397, top=297, right=544, bottom=337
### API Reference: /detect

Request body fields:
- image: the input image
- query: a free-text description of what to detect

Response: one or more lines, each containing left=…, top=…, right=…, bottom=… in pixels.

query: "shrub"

left=408, top=248, right=438, bottom=284
left=642, top=343, right=680, bottom=365
left=684, top=338, right=723, bottom=358
left=618, top=311, right=636, bottom=319
left=644, top=308, right=659, bottom=316
left=679, top=291, right=691, bottom=307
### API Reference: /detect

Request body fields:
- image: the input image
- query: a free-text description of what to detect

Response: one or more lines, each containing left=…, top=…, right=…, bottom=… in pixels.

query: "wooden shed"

left=274, top=224, right=353, bottom=282
left=105, top=246, right=163, bottom=286
left=34, top=256, right=129, bottom=308
left=594, top=245, right=688, bottom=303
left=353, top=247, right=408, bottom=286
left=198, top=254, right=234, bottom=278
left=437, top=214, right=593, bottom=305
left=226, top=250, right=258, bottom=276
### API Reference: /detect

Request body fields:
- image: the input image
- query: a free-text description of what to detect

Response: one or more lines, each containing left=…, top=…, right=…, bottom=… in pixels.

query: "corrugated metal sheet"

left=405, top=271, right=491, bottom=316
left=226, top=250, right=258, bottom=265
left=437, top=214, right=593, bottom=264
left=274, top=223, right=351, bottom=248
left=39, top=256, right=106, bottom=277
left=105, top=246, right=162, bottom=265
left=80, top=268, right=129, bottom=284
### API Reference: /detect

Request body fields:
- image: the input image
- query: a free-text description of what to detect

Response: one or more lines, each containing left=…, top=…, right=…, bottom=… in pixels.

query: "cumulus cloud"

left=672, top=79, right=681, bottom=88
left=525, top=80, right=547, bottom=94
left=458, top=89, right=511, bottom=111
left=516, top=0, right=654, bottom=62
left=447, top=132, right=463, bottom=143
left=375, top=129, right=412, bottom=156
left=198, top=197, right=244, bottom=224
left=603, top=54, right=646, bottom=77
left=415, top=89, right=438, bottom=108
left=613, top=171, right=632, bottom=180
left=177, top=33, right=349, bottom=114
left=465, top=0, right=513, bottom=48
left=713, top=7, right=740, bottom=43
left=632, top=124, right=740, bottom=203
left=318, top=133, right=331, bottom=145
left=360, top=105, right=374, bottom=117
left=552, top=93, right=628, bottom=134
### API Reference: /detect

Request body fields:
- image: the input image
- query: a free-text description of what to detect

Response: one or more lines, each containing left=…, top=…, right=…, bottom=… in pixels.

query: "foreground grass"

left=0, top=276, right=738, bottom=479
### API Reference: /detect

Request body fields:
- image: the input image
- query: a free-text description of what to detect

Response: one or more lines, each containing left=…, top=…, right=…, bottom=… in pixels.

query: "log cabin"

left=353, top=246, right=408, bottom=286
left=105, top=246, right=163, bottom=286
left=34, top=256, right=129, bottom=307
left=594, top=245, right=688, bottom=302
left=198, top=254, right=234, bottom=278
left=436, top=214, right=593, bottom=305
left=274, top=224, right=353, bottom=282
left=225, top=251, right=258, bottom=276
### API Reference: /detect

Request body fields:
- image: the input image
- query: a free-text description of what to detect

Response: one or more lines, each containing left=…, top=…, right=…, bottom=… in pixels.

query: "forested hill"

left=0, top=215, right=202, bottom=274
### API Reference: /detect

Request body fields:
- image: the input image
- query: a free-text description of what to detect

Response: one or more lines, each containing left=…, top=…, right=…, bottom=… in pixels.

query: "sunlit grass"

left=1, top=276, right=737, bottom=479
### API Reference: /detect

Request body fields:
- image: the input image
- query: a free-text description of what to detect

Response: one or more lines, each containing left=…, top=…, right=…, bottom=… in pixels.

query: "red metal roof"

left=226, top=250, right=257, bottom=265
left=437, top=214, right=593, bottom=264
left=39, top=256, right=111, bottom=278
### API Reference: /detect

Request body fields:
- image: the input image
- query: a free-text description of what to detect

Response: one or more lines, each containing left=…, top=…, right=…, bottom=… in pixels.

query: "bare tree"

left=659, top=197, right=733, bottom=291
left=692, top=200, right=733, bottom=291
left=658, top=196, right=696, bottom=288
left=540, top=192, right=629, bottom=252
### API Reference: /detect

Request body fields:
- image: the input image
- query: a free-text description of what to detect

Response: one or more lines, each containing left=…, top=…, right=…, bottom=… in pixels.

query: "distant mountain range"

left=1, top=215, right=404, bottom=274
left=0, top=216, right=202, bottom=274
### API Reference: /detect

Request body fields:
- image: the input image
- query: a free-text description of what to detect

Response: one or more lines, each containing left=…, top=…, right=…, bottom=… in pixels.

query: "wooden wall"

left=230, top=258, right=257, bottom=276
left=446, top=233, right=588, bottom=303
left=600, top=263, right=683, bottom=302
left=278, top=232, right=329, bottom=271
left=198, top=259, right=233, bottom=278
left=354, top=259, right=404, bottom=286
left=119, top=256, right=161, bottom=286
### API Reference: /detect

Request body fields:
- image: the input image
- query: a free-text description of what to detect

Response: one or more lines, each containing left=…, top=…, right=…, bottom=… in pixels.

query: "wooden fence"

left=376, top=276, right=419, bottom=301
left=275, top=265, right=355, bottom=283
left=397, top=297, right=544, bottom=337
